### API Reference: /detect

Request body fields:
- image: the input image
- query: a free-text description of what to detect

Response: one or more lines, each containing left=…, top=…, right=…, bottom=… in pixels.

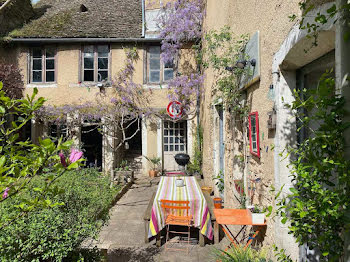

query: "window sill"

left=26, top=83, right=57, bottom=88
left=143, top=84, right=169, bottom=89
left=69, top=82, right=112, bottom=88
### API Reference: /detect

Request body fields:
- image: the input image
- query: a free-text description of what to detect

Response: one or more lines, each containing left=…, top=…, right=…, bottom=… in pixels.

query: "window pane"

left=149, top=46, right=160, bottom=58
left=33, top=48, right=42, bottom=58
left=84, top=57, right=94, bottom=69
left=150, top=71, right=160, bottom=82
left=33, top=59, right=42, bottom=70
left=84, top=46, right=94, bottom=55
left=175, top=137, right=179, bottom=143
left=164, top=60, right=174, bottom=69
left=169, top=137, right=173, bottom=144
left=98, top=71, right=108, bottom=81
left=98, top=58, right=108, bottom=69
left=150, top=58, right=160, bottom=70
left=164, top=137, right=168, bottom=143
left=46, top=59, right=55, bottom=70
left=46, top=48, right=55, bottom=58
left=164, top=145, right=168, bottom=151
left=164, top=129, right=168, bottom=135
left=164, top=69, right=174, bottom=81
left=46, top=71, right=55, bottom=82
left=33, top=71, right=42, bottom=82
left=169, top=122, right=173, bottom=128
left=170, top=130, right=173, bottom=136
left=84, top=70, right=94, bottom=81
left=164, top=122, right=168, bottom=128
left=175, top=145, right=179, bottom=151
left=180, top=145, right=184, bottom=151
left=180, top=122, right=184, bottom=128
left=97, top=45, right=109, bottom=57
left=170, top=145, right=174, bottom=151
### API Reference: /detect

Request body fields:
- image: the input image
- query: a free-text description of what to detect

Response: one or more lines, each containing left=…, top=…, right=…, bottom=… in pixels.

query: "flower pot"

left=252, top=213, right=265, bottom=224
left=149, top=170, right=158, bottom=178
left=201, top=186, right=213, bottom=195
left=213, top=197, right=223, bottom=209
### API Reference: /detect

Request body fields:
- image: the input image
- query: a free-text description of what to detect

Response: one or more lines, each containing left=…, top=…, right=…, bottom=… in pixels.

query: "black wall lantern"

left=225, top=58, right=256, bottom=71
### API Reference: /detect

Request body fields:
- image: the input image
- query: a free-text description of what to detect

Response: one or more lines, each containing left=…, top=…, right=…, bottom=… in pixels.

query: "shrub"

left=212, top=246, right=273, bottom=262
left=0, top=63, right=24, bottom=99
left=0, top=168, right=120, bottom=262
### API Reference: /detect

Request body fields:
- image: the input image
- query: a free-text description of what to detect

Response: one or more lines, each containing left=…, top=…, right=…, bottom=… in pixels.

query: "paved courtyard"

left=84, top=174, right=220, bottom=262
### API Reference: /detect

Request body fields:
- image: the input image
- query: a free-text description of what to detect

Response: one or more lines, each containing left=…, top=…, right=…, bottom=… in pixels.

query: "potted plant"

left=114, top=160, right=134, bottom=185
left=249, top=204, right=265, bottom=224
left=144, top=156, right=161, bottom=178
left=213, top=171, right=224, bottom=208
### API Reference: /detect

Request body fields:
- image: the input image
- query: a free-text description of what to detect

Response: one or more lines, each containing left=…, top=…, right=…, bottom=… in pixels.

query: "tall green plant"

left=0, top=82, right=82, bottom=228
left=275, top=72, right=350, bottom=260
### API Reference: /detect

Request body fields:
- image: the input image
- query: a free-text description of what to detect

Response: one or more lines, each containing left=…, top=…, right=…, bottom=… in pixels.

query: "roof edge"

left=8, top=37, right=162, bottom=44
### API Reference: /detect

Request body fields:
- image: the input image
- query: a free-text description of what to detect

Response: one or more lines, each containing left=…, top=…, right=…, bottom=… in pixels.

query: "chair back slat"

left=160, top=200, right=190, bottom=217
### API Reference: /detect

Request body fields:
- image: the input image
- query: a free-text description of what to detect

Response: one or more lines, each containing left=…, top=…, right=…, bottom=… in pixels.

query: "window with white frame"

left=31, top=47, right=56, bottom=83
left=82, top=45, right=110, bottom=82
left=147, top=46, right=174, bottom=84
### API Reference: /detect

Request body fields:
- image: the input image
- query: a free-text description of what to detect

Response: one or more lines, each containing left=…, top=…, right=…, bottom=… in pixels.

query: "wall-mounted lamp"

left=225, top=58, right=257, bottom=71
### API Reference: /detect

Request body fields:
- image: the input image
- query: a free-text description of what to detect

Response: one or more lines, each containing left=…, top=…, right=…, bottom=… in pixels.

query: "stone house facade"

left=0, top=0, right=197, bottom=176
left=200, top=0, right=343, bottom=260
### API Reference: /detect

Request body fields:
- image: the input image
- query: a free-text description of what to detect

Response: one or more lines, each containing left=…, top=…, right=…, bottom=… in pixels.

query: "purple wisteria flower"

left=2, top=187, right=9, bottom=199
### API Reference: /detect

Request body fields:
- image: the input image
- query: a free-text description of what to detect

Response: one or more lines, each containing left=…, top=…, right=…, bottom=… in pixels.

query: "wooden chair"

left=160, top=200, right=193, bottom=253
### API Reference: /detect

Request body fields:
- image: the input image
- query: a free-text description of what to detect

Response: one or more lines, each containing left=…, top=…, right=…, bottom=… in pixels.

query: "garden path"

left=84, top=173, right=218, bottom=261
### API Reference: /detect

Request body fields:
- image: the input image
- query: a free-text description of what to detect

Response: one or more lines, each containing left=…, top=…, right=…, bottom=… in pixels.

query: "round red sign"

left=167, top=101, right=183, bottom=119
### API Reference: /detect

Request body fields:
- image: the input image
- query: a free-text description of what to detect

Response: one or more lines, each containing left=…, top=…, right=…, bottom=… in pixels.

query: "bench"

left=143, top=190, right=216, bottom=247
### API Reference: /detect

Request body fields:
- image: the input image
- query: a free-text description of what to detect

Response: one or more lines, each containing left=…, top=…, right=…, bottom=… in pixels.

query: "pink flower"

left=69, top=149, right=83, bottom=163
left=59, top=151, right=67, bottom=167
left=2, top=187, right=9, bottom=199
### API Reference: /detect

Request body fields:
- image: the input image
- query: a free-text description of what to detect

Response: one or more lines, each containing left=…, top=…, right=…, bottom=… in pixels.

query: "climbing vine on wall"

left=202, top=26, right=250, bottom=117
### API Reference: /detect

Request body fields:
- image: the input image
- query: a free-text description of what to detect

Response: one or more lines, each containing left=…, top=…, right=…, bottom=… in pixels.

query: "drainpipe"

left=336, top=0, right=350, bottom=260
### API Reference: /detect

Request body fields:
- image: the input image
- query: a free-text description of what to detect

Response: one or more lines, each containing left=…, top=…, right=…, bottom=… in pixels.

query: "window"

left=163, top=121, right=186, bottom=152
left=82, top=45, right=110, bottom=82
left=147, top=46, right=174, bottom=84
left=248, top=112, right=260, bottom=157
left=31, top=47, right=56, bottom=83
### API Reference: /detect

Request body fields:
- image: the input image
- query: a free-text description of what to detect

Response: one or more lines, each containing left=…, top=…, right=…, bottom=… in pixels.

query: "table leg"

left=214, top=221, right=219, bottom=244
left=244, top=228, right=260, bottom=249
left=144, top=220, right=149, bottom=244
left=156, top=232, right=161, bottom=247
left=199, top=232, right=205, bottom=247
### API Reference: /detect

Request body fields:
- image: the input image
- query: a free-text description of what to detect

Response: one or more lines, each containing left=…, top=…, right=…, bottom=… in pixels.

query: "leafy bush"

left=212, top=246, right=272, bottom=262
left=0, top=168, right=120, bottom=262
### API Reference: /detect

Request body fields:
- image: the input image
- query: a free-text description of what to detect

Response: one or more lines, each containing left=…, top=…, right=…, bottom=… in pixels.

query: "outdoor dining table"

left=148, top=176, right=213, bottom=243
left=213, top=208, right=266, bottom=250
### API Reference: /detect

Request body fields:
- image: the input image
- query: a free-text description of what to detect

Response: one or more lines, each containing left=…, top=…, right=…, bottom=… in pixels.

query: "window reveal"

left=248, top=112, right=260, bottom=157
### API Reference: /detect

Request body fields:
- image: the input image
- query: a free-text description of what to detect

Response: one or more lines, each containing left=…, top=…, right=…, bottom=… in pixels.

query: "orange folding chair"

left=160, top=200, right=193, bottom=253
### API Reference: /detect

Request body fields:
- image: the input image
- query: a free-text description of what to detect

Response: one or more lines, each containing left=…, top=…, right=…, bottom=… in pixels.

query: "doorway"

left=163, top=120, right=187, bottom=171
left=81, top=125, right=102, bottom=169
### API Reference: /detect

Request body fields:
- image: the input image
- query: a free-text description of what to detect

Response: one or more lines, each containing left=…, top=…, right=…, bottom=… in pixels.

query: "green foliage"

left=143, top=155, right=161, bottom=170
left=275, top=72, right=350, bottom=260
left=290, top=0, right=349, bottom=51
left=0, top=168, right=120, bottom=262
left=202, top=26, right=250, bottom=117
left=187, top=125, right=203, bottom=175
left=0, top=82, right=82, bottom=227
left=213, top=170, right=224, bottom=194
left=212, top=246, right=272, bottom=262
left=115, top=160, right=130, bottom=171
left=273, top=245, right=294, bottom=262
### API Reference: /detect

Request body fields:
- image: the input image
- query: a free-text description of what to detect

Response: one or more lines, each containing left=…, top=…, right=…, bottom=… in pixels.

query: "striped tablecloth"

left=148, top=176, right=213, bottom=240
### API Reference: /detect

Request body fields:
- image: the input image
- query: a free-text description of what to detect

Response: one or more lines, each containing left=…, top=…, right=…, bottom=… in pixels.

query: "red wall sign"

left=167, top=101, right=183, bottom=119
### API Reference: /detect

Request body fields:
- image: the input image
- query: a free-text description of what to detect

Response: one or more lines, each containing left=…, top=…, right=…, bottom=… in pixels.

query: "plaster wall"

left=201, top=0, right=304, bottom=257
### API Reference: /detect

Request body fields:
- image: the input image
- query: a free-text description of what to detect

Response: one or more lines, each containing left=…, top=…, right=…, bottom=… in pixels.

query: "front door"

left=163, top=120, right=187, bottom=171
